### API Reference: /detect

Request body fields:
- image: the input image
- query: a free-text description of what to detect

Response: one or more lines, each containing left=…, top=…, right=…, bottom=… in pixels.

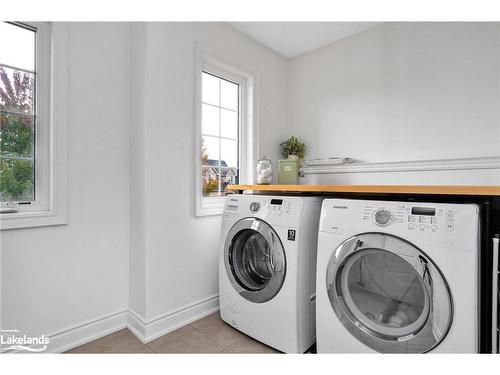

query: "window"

left=201, top=72, right=240, bottom=197
left=195, top=44, right=260, bottom=216
left=0, top=22, right=68, bottom=229
left=0, top=22, right=37, bottom=206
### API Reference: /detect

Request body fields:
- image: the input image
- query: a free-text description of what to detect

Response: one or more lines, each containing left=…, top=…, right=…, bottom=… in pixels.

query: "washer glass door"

left=225, top=218, right=286, bottom=303
left=327, top=233, right=453, bottom=353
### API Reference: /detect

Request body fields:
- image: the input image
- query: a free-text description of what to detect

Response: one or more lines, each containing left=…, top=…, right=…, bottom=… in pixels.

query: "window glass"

left=221, top=139, right=238, bottom=168
left=220, top=109, right=238, bottom=139
left=0, top=22, right=35, bottom=71
left=201, top=72, right=219, bottom=106
left=202, top=135, right=220, bottom=163
left=201, top=72, right=239, bottom=197
left=201, top=104, right=219, bottom=137
left=0, top=22, right=36, bottom=203
left=220, top=79, right=238, bottom=110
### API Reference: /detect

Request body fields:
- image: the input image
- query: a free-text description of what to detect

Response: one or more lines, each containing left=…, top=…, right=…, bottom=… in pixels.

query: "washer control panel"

left=363, top=204, right=455, bottom=232
left=267, top=198, right=291, bottom=216
left=226, top=197, right=294, bottom=217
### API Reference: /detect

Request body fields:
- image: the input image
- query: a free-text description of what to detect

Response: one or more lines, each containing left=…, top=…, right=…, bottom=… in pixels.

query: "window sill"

left=0, top=208, right=67, bottom=230
left=195, top=197, right=225, bottom=217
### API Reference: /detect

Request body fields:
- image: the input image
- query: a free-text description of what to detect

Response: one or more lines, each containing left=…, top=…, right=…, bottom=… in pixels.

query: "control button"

left=445, top=211, right=454, bottom=219
left=431, top=225, right=437, bottom=232
left=430, top=217, right=437, bottom=224
left=419, top=224, right=425, bottom=231
left=408, top=215, right=416, bottom=222
left=445, top=222, right=454, bottom=231
left=373, top=209, right=392, bottom=226
left=408, top=223, right=415, bottom=230
left=249, top=202, right=260, bottom=212
left=419, top=216, right=427, bottom=223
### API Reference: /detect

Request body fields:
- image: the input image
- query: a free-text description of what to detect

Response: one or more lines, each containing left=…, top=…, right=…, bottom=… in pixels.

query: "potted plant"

left=280, top=136, right=305, bottom=160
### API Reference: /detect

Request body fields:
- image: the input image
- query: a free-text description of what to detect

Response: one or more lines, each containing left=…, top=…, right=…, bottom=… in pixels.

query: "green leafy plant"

left=203, top=178, right=218, bottom=195
left=280, top=136, right=305, bottom=159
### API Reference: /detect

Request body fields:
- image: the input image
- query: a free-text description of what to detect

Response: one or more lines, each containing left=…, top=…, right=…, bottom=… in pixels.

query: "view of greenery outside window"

left=0, top=22, right=36, bottom=204
left=201, top=71, right=240, bottom=197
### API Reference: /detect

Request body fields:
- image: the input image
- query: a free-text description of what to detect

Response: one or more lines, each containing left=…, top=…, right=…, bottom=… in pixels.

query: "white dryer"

left=219, top=195, right=322, bottom=353
left=316, top=198, right=480, bottom=353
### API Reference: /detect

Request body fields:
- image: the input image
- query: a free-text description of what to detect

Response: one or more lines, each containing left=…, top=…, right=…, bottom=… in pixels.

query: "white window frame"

left=0, top=22, right=68, bottom=230
left=194, top=43, right=260, bottom=217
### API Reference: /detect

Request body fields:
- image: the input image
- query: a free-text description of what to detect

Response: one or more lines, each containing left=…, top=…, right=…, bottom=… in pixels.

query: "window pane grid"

left=0, top=109, right=35, bottom=117
left=201, top=133, right=238, bottom=142
left=0, top=155, right=34, bottom=160
left=201, top=101, right=238, bottom=113
left=201, top=71, right=240, bottom=198
left=0, top=62, right=35, bottom=75
left=217, top=75, right=221, bottom=194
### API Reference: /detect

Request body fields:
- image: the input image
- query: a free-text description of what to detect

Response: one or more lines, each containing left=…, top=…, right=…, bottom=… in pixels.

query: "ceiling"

left=228, top=22, right=381, bottom=58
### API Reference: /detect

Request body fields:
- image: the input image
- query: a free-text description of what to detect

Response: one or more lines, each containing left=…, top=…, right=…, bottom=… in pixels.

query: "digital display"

left=411, top=207, right=436, bottom=216
left=270, top=199, right=283, bottom=205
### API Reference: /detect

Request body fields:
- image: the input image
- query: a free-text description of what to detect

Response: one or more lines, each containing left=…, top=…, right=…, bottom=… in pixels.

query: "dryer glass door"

left=225, top=218, right=286, bottom=303
left=327, top=233, right=453, bottom=353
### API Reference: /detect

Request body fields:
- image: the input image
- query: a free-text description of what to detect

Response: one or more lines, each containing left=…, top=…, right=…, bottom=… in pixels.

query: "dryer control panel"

left=362, top=204, right=455, bottom=232
left=320, top=198, right=479, bottom=251
left=406, top=206, right=456, bottom=233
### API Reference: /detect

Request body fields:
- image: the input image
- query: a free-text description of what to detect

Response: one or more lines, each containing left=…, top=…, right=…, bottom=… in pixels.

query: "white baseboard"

left=46, top=310, right=128, bottom=353
left=128, top=294, right=220, bottom=343
left=40, top=294, right=219, bottom=353
left=126, top=309, right=147, bottom=343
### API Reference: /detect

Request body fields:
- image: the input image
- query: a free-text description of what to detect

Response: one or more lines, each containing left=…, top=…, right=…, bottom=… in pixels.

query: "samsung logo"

left=331, top=205, right=348, bottom=209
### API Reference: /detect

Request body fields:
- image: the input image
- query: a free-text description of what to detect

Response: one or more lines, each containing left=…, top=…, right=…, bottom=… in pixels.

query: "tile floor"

left=66, top=312, right=280, bottom=354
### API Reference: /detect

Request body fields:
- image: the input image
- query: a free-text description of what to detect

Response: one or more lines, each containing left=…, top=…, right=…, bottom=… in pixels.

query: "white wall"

left=129, top=23, right=148, bottom=319
left=1, top=23, right=130, bottom=344
left=288, top=23, right=500, bottom=167
left=130, top=22, right=288, bottom=322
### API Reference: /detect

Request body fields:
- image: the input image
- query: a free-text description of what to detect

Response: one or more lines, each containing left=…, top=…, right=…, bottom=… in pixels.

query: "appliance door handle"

left=269, top=232, right=276, bottom=272
left=492, top=236, right=499, bottom=354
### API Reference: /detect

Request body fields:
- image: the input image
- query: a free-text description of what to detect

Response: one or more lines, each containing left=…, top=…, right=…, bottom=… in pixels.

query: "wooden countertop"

left=227, top=185, right=500, bottom=196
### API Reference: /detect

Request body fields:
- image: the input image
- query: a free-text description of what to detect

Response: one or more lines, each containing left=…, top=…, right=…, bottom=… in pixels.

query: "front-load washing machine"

left=316, top=198, right=480, bottom=353
left=219, top=194, right=322, bottom=353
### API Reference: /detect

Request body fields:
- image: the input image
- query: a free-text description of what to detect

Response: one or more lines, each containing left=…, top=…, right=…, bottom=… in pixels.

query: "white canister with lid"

left=256, top=158, right=273, bottom=185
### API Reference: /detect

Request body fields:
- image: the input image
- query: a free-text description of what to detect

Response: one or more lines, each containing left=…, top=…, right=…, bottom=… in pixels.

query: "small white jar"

left=256, top=158, right=273, bottom=185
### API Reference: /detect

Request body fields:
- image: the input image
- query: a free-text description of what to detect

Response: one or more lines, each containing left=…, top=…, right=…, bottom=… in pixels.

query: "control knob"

left=249, top=202, right=260, bottom=212
left=373, top=209, right=392, bottom=226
